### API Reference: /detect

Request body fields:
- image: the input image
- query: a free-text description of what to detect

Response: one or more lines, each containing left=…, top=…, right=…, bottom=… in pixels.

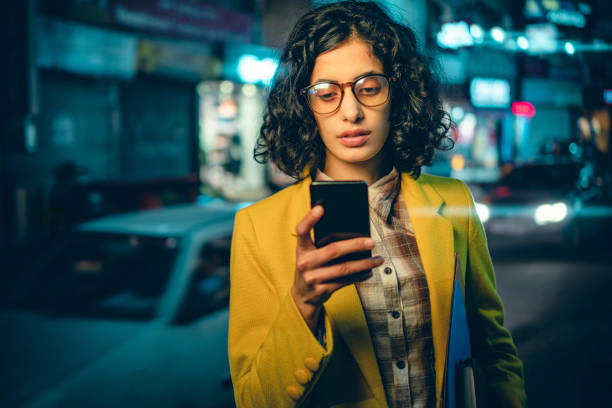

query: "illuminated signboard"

left=437, top=21, right=473, bottom=49
left=470, top=78, right=511, bottom=108
left=223, top=43, right=280, bottom=86
left=525, top=23, right=558, bottom=54
left=512, top=101, right=536, bottom=117
left=523, top=0, right=591, bottom=28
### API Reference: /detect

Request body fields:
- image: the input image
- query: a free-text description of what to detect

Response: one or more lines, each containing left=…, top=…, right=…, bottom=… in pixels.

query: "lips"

left=339, top=129, right=371, bottom=147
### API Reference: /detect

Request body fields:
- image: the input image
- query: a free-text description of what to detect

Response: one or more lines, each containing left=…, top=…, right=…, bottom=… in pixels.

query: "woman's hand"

left=291, top=205, right=383, bottom=332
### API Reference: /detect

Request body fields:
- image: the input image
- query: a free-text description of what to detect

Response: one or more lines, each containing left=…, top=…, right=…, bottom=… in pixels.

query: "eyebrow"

left=311, top=70, right=381, bottom=84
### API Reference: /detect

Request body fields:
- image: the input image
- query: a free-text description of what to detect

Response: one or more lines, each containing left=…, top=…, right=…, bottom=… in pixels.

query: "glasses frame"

left=299, top=73, right=397, bottom=114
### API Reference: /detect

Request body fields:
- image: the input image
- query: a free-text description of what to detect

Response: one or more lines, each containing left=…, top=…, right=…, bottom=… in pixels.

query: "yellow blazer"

left=229, top=172, right=525, bottom=408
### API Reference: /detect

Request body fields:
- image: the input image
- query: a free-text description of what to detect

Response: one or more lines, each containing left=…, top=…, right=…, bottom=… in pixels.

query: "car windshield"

left=24, top=231, right=179, bottom=320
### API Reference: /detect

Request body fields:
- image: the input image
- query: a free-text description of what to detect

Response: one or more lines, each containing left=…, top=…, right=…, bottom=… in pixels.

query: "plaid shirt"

left=317, top=168, right=436, bottom=408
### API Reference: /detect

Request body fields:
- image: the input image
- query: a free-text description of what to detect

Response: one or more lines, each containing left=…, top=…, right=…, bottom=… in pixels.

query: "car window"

left=175, top=234, right=232, bottom=323
left=26, top=232, right=179, bottom=320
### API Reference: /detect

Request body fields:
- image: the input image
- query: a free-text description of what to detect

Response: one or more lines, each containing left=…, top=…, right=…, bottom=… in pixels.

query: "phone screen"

left=310, top=181, right=371, bottom=265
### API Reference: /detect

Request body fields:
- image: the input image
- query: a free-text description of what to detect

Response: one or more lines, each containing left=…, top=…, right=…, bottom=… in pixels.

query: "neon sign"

left=512, top=101, right=536, bottom=117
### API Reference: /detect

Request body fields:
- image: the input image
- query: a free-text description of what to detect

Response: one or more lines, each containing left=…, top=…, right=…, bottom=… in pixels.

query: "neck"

left=323, top=153, right=390, bottom=185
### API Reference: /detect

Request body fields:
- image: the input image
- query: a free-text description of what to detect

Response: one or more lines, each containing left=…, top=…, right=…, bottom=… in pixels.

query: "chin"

left=339, top=149, right=381, bottom=164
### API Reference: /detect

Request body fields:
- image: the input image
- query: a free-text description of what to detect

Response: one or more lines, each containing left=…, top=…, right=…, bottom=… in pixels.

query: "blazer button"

left=295, top=368, right=311, bottom=385
left=304, top=356, right=320, bottom=372
left=286, top=384, right=302, bottom=401
left=384, top=267, right=393, bottom=275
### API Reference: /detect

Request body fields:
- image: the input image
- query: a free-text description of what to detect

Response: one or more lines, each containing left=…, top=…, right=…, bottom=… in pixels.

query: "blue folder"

left=441, top=255, right=476, bottom=408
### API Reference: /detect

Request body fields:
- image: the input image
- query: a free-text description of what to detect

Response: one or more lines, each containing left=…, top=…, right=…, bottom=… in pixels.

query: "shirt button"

left=384, top=267, right=392, bottom=275
left=391, top=311, right=400, bottom=319
left=396, top=360, right=406, bottom=369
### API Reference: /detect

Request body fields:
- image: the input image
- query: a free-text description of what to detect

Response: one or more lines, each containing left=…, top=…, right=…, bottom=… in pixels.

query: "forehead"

left=310, top=38, right=383, bottom=83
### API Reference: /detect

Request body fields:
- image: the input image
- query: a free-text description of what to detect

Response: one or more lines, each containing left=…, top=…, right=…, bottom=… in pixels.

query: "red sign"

left=512, top=101, right=536, bottom=117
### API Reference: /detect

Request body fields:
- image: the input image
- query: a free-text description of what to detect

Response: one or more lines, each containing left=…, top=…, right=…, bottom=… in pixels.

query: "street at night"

left=490, top=236, right=612, bottom=407
left=3, top=0, right=612, bottom=407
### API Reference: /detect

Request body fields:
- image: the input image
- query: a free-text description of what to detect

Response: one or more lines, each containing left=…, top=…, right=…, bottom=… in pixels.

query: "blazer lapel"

left=400, top=174, right=455, bottom=405
left=325, top=285, right=388, bottom=407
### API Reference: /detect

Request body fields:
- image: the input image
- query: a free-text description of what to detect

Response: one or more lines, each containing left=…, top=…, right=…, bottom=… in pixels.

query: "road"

left=489, top=236, right=612, bottom=407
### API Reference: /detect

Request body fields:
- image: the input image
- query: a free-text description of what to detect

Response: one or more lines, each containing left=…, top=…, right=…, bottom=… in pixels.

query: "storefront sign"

left=112, top=0, right=252, bottom=43
left=138, top=38, right=221, bottom=80
left=437, top=21, right=473, bottom=49
left=223, top=43, right=280, bottom=85
left=523, top=0, right=591, bottom=28
left=37, top=17, right=138, bottom=79
left=525, top=23, right=558, bottom=54
left=470, top=78, right=511, bottom=108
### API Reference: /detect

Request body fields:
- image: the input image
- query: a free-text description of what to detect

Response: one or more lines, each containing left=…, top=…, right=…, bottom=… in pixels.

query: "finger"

left=311, top=268, right=376, bottom=297
left=312, top=280, right=353, bottom=300
left=320, top=237, right=376, bottom=266
left=304, top=256, right=384, bottom=285
left=297, top=236, right=376, bottom=271
left=295, top=205, right=324, bottom=251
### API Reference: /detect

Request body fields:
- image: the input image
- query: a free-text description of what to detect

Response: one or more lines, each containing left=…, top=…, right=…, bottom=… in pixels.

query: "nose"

left=339, top=89, right=364, bottom=123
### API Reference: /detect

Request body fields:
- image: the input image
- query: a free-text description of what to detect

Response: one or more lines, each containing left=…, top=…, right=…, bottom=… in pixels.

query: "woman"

left=228, top=2, right=525, bottom=407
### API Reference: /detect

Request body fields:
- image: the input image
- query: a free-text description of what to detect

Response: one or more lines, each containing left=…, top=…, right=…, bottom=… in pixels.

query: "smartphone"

left=310, top=181, right=372, bottom=268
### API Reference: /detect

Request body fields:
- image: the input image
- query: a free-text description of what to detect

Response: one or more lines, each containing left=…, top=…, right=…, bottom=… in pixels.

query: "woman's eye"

left=316, top=91, right=339, bottom=101
left=358, top=86, right=381, bottom=95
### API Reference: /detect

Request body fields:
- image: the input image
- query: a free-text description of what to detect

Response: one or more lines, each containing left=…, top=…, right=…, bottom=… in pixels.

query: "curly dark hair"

left=255, top=0, right=453, bottom=180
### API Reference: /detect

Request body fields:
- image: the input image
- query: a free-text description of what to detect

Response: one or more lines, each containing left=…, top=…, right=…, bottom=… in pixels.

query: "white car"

left=1, top=201, right=246, bottom=408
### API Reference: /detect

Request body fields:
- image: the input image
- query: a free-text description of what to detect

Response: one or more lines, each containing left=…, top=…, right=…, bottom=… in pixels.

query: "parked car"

left=0, top=200, right=247, bottom=408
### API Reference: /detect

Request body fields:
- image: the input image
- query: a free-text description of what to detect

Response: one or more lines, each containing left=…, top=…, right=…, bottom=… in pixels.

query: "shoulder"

left=414, top=172, right=472, bottom=203
left=234, top=178, right=310, bottom=239
left=232, top=179, right=307, bottom=268
left=239, top=179, right=308, bottom=217
left=418, top=172, right=466, bottom=189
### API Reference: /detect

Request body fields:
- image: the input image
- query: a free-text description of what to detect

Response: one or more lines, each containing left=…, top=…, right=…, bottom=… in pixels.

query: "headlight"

left=475, top=202, right=490, bottom=223
left=534, top=202, right=568, bottom=225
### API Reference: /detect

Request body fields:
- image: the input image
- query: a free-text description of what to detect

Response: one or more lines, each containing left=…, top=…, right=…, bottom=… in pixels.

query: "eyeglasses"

left=300, top=73, right=396, bottom=114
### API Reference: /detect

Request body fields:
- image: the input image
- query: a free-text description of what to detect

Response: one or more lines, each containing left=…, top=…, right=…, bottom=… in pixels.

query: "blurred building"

left=429, top=0, right=612, bottom=181
left=2, top=0, right=612, bottom=271
left=2, top=0, right=308, bottom=260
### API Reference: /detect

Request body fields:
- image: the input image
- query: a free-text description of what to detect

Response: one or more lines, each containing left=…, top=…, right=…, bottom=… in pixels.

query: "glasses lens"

left=307, top=83, right=342, bottom=114
left=354, top=75, right=389, bottom=107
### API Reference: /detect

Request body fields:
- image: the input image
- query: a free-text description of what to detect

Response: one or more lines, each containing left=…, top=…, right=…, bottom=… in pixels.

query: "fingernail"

left=373, top=256, right=384, bottom=264
left=364, top=238, right=375, bottom=248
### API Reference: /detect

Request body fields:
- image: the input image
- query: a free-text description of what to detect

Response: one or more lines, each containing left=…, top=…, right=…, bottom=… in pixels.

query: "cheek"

left=383, top=104, right=391, bottom=122
left=377, top=108, right=391, bottom=138
left=313, top=115, right=332, bottom=142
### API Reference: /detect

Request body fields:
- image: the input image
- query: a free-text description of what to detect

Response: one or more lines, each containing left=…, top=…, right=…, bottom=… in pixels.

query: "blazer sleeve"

left=460, top=182, right=527, bottom=408
left=228, top=208, right=335, bottom=408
